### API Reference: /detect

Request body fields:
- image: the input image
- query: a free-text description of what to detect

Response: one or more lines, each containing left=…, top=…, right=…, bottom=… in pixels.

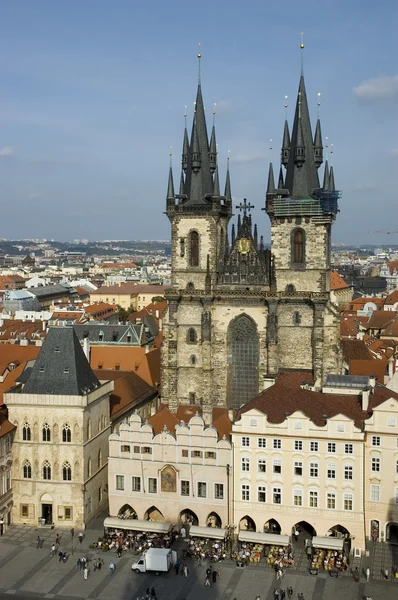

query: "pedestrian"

left=78, top=532, right=83, bottom=544
left=37, top=536, right=41, bottom=549
left=206, top=567, right=211, bottom=579
left=287, top=587, right=293, bottom=598
left=384, top=567, right=389, bottom=580
left=205, top=575, right=211, bottom=587
left=212, top=570, right=217, bottom=583
left=77, top=558, right=81, bottom=571
left=175, top=560, right=180, bottom=575
left=50, top=544, right=56, bottom=557
left=151, top=587, right=157, bottom=600
left=55, top=534, right=60, bottom=545
left=183, top=564, right=188, bottom=578
left=280, top=590, right=285, bottom=600
left=217, top=566, right=221, bottom=578
left=83, top=566, right=88, bottom=580
left=366, top=567, right=370, bottom=582
left=62, top=552, right=67, bottom=564
left=58, top=551, right=63, bottom=562
left=109, top=562, right=115, bottom=575
left=273, top=589, right=280, bottom=600
left=98, top=558, right=103, bottom=571
left=353, top=567, right=359, bottom=582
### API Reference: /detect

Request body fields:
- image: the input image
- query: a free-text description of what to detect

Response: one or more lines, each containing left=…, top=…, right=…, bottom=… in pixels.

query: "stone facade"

left=0, top=418, right=14, bottom=534
left=5, top=382, right=113, bottom=529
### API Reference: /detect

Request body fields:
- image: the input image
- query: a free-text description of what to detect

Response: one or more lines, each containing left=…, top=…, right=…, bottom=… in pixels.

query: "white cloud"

left=230, top=153, right=265, bottom=165
left=353, top=74, right=398, bottom=103
left=0, top=146, right=15, bottom=157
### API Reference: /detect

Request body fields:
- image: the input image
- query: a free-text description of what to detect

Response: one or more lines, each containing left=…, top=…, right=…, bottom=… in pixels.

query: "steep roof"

left=93, top=369, right=157, bottom=420
left=366, top=311, right=396, bottom=330
left=23, top=327, right=100, bottom=395
left=238, top=370, right=398, bottom=429
left=330, top=271, right=349, bottom=291
left=93, top=283, right=168, bottom=296
left=385, top=290, right=398, bottom=305
left=148, top=404, right=234, bottom=438
left=342, top=339, right=372, bottom=362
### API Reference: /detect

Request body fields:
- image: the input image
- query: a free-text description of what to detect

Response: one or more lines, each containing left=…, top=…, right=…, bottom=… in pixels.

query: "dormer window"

left=99, top=330, right=104, bottom=342
left=64, top=367, right=70, bottom=374
left=39, top=366, right=45, bottom=373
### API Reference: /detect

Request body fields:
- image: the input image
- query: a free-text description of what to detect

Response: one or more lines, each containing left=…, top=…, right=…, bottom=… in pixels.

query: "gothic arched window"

left=62, top=462, right=72, bottom=481
left=228, top=315, right=259, bottom=410
left=186, top=282, right=195, bottom=292
left=292, top=229, right=305, bottom=265
left=286, top=284, right=296, bottom=293
left=42, top=423, right=51, bottom=442
left=23, top=460, right=32, bottom=479
left=98, top=448, right=103, bottom=469
left=87, top=457, right=92, bottom=478
left=22, top=422, right=31, bottom=441
left=42, top=460, right=51, bottom=480
left=62, top=424, right=71, bottom=443
left=187, top=328, right=197, bottom=344
left=189, top=231, right=199, bottom=267
left=87, top=419, right=92, bottom=441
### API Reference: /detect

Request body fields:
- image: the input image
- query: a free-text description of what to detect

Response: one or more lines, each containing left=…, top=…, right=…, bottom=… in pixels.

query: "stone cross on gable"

left=236, top=198, right=254, bottom=217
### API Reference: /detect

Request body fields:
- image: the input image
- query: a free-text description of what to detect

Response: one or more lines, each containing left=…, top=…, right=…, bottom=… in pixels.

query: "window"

left=182, top=449, right=189, bottom=458
left=294, top=420, right=302, bottom=430
left=310, top=441, right=319, bottom=452
left=273, top=459, right=282, bottom=474
left=187, top=328, right=197, bottom=344
left=189, top=392, right=196, bottom=404
left=273, top=438, right=282, bottom=449
left=65, top=507, right=72, bottom=520
left=327, top=442, right=336, bottom=453
left=189, top=231, right=199, bottom=267
left=250, top=418, right=257, bottom=427
left=293, top=311, right=301, bottom=325
left=98, top=449, right=103, bottom=469
left=371, top=457, right=380, bottom=472
left=258, top=459, right=267, bottom=473
left=87, top=419, right=92, bottom=440
left=327, top=493, right=336, bottom=509
left=273, top=487, right=282, bottom=504
left=371, top=484, right=380, bottom=502
left=23, top=460, right=31, bottom=479
left=395, top=488, right=398, bottom=504
left=142, top=447, right=152, bottom=454
left=42, top=461, right=51, bottom=480
left=134, top=446, right=140, bottom=454
left=258, top=438, right=267, bottom=448
left=192, top=450, right=202, bottom=458
left=62, top=424, right=71, bottom=443
left=294, top=440, right=303, bottom=451
left=396, top=460, right=398, bottom=475
left=241, top=457, right=250, bottom=472
left=42, top=423, right=51, bottom=442
left=197, top=482, right=207, bottom=498
left=309, top=490, right=318, bottom=508
left=344, top=465, right=353, bottom=480
left=205, top=451, right=216, bottom=459
left=181, top=480, right=190, bottom=496
left=388, top=417, right=396, bottom=427
left=242, top=437, right=250, bottom=447
left=87, top=497, right=92, bottom=514
left=148, top=478, right=157, bottom=493
left=87, top=457, right=92, bottom=478
left=241, top=484, right=250, bottom=501
left=22, top=423, right=31, bottom=441
left=115, top=475, right=124, bottom=490
left=344, top=493, right=353, bottom=511
left=293, top=489, right=303, bottom=506
left=190, top=355, right=196, bottom=365
left=62, top=462, right=72, bottom=481
left=292, top=229, right=305, bottom=264
left=215, top=483, right=224, bottom=499
left=294, top=461, right=303, bottom=476
left=132, top=477, right=141, bottom=492
left=21, top=504, right=29, bottom=518
left=258, top=486, right=266, bottom=503
left=344, top=443, right=353, bottom=454
left=327, top=463, right=336, bottom=479
left=372, top=436, right=381, bottom=447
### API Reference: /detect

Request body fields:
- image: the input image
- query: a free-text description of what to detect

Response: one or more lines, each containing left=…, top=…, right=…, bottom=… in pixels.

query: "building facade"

left=0, top=407, right=15, bottom=534
left=5, top=328, right=113, bottom=528
left=108, top=409, right=232, bottom=528
left=161, top=54, right=341, bottom=414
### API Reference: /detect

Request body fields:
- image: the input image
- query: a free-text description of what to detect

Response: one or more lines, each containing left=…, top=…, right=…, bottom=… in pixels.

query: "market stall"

left=101, top=518, right=176, bottom=554
left=309, top=536, right=347, bottom=575
left=186, top=526, right=227, bottom=561
left=237, top=531, right=292, bottom=566
left=104, top=518, right=173, bottom=534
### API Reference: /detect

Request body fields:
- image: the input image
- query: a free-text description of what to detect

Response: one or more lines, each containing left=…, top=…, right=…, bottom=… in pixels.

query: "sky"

left=0, top=0, right=397, bottom=244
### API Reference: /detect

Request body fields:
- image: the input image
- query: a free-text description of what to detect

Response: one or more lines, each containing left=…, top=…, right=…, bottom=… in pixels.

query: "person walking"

left=98, top=558, right=103, bottom=571
left=58, top=551, right=63, bottom=562
left=109, top=562, right=115, bottom=575
left=205, top=575, right=211, bottom=587
left=83, top=566, right=88, bottom=580
left=78, top=532, right=83, bottom=544
left=366, top=567, right=370, bottom=582
left=55, top=534, right=60, bottom=546
left=183, top=564, right=188, bottom=578
left=175, top=560, right=180, bottom=575
left=50, top=544, right=56, bottom=557
left=287, top=587, right=293, bottom=598
left=62, top=552, right=67, bottom=564
left=150, top=587, right=157, bottom=600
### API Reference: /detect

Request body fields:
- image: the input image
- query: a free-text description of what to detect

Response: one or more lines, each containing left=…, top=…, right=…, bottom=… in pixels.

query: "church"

left=161, top=50, right=342, bottom=414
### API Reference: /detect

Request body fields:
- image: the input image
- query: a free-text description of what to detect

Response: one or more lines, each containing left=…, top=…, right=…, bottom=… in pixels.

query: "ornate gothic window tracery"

left=62, top=423, right=71, bottom=443
left=42, top=460, right=51, bottom=480
left=228, top=315, right=259, bottom=410
left=23, top=460, right=32, bottom=479
left=42, top=423, right=51, bottom=442
left=22, top=422, right=31, bottom=441
left=62, top=462, right=72, bottom=481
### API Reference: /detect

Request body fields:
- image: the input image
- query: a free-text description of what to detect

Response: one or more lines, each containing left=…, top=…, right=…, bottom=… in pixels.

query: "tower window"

left=286, top=284, right=296, bottom=293
left=293, top=311, right=301, bottom=325
left=189, top=231, right=199, bottom=267
left=292, top=229, right=305, bottom=265
left=186, top=282, right=195, bottom=292
left=190, top=355, right=196, bottom=365
left=187, top=328, right=197, bottom=344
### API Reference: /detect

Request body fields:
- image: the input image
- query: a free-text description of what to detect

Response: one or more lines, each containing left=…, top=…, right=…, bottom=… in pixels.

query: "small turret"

left=167, top=166, right=175, bottom=201
left=213, top=165, right=220, bottom=196
left=209, top=125, right=217, bottom=174
left=277, top=165, right=284, bottom=189
left=281, top=120, right=290, bottom=167
left=323, top=160, right=330, bottom=190
left=254, top=224, right=258, bottom=249
left=313, top=118, right=323, bottom=168
left=329, top=165, right=335, bottom=191
left=191, top=122, right=201, bottom=173
left=224, top=157, right=232, bottom=200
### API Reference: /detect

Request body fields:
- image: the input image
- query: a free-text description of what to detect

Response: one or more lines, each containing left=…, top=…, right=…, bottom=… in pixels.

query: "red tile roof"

left=148, top=404, right=234, bottom=438
left=330, top=271, right=349, bottom=291
left=367, top=311, right=397, bottom=330
left=238, top=370, right=398, bottom=429
left=93, top=369, right=157, bottom=420
left=385, top=290, right=398, bottom=305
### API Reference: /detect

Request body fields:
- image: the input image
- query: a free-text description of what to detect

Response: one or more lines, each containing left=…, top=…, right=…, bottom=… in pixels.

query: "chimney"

left=362, top=387, right=370, bottom=412
left=369, top=375, right=376, bottom=391
left=155, top=310, right=159, bottom=319
left=228, top=409, right=234, bottom=422
left=42, top=320, right=46, bottom=331
left=159, top=317, right=163, bottom=332
left=83, top=337, right=90, bottom=361
left=145, top=344, right=150, bottom=354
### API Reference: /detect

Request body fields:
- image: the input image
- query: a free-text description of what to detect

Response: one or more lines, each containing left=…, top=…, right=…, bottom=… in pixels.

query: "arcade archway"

left=117, top=504, right=137, bottom=520
left=180, top=509, right=199, bottom=526
left=144, top=506, right=164, bottom=522
left=239, top=515, right=256, bottom=531
left=206, top=512, right=222, bottom=528
left=264, top=518, right=281, bottom=534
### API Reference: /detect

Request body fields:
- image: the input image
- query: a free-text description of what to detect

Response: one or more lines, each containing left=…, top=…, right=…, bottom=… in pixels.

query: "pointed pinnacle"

left=323, top=160, right=330, bottom=190
left=213, top=165, right=220, bottom=196
left=167, top=166, right=175, bottom=200
left=267, top=162, right=276, bottom=194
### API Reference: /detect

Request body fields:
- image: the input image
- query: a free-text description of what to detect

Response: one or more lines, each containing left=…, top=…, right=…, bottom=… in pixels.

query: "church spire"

left=209, top=103, right=217, bottom=174
left=284, top=42, right=320, bottom=199
left=323, top=160, right=330, bottom=190
left=179, top=170, right=185, bottom=195
left=267, top=162, right=276, bottom=194
left=277, top=165, right=284, bottom=189
left=329, top=165, right=335, bottom=191
left=281, top=119, right=290, bottom=167
left=167, top=150, right=175, bottom=201
left=182, top=107, right=189, bottom=172
left=224, top=155, right=232, bottom=199
left=313, top=117, right=323, bottom=168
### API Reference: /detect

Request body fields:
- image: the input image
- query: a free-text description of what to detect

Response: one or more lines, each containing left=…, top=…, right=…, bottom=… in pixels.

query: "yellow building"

left=90, top=283, right=167, bottom=311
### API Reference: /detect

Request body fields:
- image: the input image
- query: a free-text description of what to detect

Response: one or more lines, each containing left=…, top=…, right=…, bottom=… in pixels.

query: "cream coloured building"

left=0, top=407, right=15, bottom=534
left=108, top=407, right=232, bottom=530
left=5, top=328, right=113, bottom=528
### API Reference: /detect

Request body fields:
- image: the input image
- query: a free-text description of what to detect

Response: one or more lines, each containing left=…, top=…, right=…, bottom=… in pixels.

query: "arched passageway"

left=144, top=506, right=164, bottom=522
left=206, top=512, right=222, bottom=528
left=264, top=518, right=281, bottom=534
left=117, top=504, right=137, bottom=519
left=180, top=509, right=199, bottom=526
left=239, top=515, right=256, bottom=531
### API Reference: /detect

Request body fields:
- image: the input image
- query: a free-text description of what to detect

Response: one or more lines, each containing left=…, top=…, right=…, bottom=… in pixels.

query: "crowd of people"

left=98, top=528, right=178, bottom=555
left=309, top=547, right=348, bottom=573
left=184, top=538, right=228, bottom=562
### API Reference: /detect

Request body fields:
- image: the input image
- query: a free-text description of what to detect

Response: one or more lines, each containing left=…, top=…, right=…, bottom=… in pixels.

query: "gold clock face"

left=237, top=238, right=250, bottom=254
